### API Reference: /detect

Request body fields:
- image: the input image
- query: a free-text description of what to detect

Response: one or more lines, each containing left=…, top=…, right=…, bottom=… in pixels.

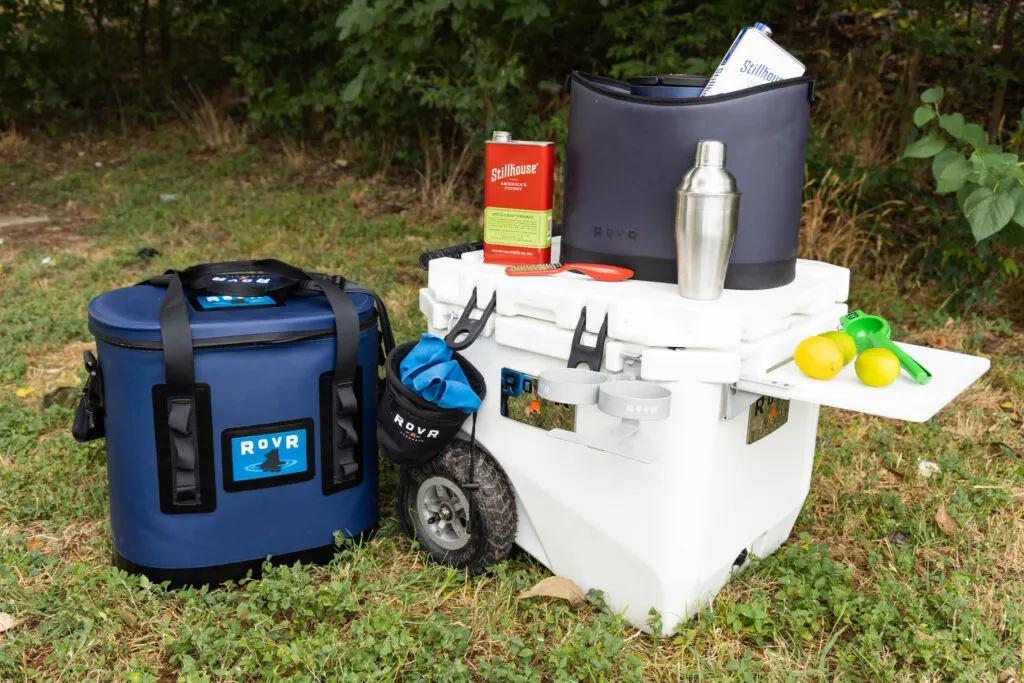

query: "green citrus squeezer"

left=840, top=310, right=932, bottom=385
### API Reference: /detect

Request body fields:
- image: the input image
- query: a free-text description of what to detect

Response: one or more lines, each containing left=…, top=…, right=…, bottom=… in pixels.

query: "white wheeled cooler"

left=415, top=239, right=989, bottom=635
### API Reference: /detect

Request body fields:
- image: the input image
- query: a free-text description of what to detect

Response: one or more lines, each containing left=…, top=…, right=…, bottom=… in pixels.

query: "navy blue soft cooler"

left=84, top=260, right=392, bottom=586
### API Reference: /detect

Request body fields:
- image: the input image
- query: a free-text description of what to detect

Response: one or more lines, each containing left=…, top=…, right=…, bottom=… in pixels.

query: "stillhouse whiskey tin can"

left=483, top=131, right=554, bottom=266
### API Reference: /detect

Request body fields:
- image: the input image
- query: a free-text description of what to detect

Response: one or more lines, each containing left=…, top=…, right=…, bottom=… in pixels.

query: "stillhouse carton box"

left=483, top=132, right=554, bottom=266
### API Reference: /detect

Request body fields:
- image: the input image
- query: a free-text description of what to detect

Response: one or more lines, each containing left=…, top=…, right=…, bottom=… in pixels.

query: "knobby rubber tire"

left=396, top=440, right=517, bottom=575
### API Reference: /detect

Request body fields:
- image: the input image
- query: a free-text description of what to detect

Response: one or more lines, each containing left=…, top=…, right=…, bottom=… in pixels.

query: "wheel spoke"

left=450, top=516, right=468, bottom=538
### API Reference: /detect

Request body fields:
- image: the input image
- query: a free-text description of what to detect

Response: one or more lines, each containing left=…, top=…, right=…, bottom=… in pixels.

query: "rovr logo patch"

left=195, top=295, right=278, bottom=310
left=222, top=419, right=315, bottom=491
left=393, top=413, right=440, bottom=442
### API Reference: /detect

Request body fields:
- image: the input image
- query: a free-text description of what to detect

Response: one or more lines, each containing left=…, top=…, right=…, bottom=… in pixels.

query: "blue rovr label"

left=230, top=427, right=309, bottom=482
left=196, top=295, right=277, bottom=310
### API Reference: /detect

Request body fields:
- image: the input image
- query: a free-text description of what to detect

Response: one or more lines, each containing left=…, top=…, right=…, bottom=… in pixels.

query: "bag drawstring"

left=464, top=412, right=479, bottom=491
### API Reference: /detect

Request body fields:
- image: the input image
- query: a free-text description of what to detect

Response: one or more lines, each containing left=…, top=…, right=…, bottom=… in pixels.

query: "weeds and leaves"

left=934, top=504, right=957, bottom=537
left=0, top=613, right=23, bottom=634
left=518, top=576, right=588, bottom=609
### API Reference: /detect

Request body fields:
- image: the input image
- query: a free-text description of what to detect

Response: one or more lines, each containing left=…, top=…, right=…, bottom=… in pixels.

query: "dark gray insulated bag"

left=560, top=71, right=815, bottom=290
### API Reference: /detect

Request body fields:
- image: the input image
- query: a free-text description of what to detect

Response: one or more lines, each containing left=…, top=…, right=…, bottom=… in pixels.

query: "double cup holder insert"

left=538, top=368, right=672, bottom=464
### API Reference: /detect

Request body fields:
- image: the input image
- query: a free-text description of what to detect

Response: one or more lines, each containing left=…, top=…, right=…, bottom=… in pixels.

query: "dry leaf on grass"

left=0, top=613, right=23, bottom=633
left=25, top=539, right=44, bottom=552
left=935, top=505, right=957, bottom=537
left=914, top=629, right=934, bottom=641
left=518, top=576, right=587, bottom=608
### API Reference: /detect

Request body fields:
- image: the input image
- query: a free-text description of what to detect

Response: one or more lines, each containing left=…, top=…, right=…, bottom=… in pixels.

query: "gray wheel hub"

left=416, top=476, right=471, bottom=551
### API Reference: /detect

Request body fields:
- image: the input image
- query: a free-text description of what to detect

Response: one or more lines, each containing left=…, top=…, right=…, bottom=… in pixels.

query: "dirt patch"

left=2, top=221, right=92, bottom=255
left=0, top=199, right=114, bottom=266
left=6, top=340, right=95, bottom=407
left=992, top=509, right=1024, bottom=574
left=348, top=177, right=416, bottom=219
left=0, top=126, right=31, bottom=158
left=941, top=376, right=1013, bottom=442
left=404, top=195, right=480, bottom=229
left=901, top=319, right=977, bottom=354
left=347, top=173, right=481, bottom=227
left=0, top=518, right=107, bottom=569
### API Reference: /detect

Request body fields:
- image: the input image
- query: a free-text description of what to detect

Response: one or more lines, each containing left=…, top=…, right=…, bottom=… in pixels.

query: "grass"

left=1, top=127, right=1023, bottom=681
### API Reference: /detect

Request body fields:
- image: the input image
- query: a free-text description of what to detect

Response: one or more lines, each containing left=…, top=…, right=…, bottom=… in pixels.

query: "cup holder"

left=598, top=381, right=672, bottom=421
left=544, top=376, right=673, bottom=464
left=538, top=368, right=608, bottom=405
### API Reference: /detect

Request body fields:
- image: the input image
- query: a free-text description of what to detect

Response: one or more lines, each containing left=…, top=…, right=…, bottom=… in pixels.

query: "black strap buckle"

left=167, top=396, right=201, bottom=506
left=567, top=307, right=609, bottom=371
left=334, top=381, right=359, bottom=416
left=331, top=379, right=361, bottom=485
left=316, top=273, right=347, bottom=288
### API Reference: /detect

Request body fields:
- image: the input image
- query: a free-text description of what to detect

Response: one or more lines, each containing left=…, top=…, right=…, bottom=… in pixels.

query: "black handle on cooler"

left=445, top=287, right=497, bottom=351
left=567, top=307, right=609, bottom=372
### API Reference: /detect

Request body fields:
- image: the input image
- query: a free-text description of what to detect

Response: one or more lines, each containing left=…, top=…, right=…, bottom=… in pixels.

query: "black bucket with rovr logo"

left=377, top=341, right=487, bottom=466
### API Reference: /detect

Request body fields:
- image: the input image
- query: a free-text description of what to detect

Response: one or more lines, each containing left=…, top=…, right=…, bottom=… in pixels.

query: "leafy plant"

left=904, top=86, right=1024, bottom=244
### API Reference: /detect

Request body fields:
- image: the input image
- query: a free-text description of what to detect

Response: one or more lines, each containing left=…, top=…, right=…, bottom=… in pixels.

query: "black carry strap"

left=174, top=258, right=309, bottom=298
left=143, top=260, right=375, bottom=503
left=315, top=278, right=362, bottom=486
left=157, top=272, right=203, bottom=506
left=340, top=280, right=396, bottom=362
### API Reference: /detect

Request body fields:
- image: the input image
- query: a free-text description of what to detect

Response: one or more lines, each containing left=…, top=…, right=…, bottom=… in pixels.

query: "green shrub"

left=903, top=87, right=1023, bottom=304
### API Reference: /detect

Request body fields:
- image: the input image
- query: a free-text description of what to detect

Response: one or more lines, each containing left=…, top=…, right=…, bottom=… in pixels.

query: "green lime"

left=855, top=348, right=901, bottom=387
left=820, top=331, right=857, bottom=366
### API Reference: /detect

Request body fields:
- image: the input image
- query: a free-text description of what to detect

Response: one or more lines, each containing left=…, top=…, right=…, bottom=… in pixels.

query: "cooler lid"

left=88, top=283, right=375, bottom=344
left=656, top=74, right=707, bottom=87
left=627, top=74, right=707, bottom=87
left=425, top=238, right=850, bottom=350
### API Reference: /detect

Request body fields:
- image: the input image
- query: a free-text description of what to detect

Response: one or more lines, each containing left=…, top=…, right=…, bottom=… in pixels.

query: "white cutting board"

left=735, top=342, right=991, bottom=422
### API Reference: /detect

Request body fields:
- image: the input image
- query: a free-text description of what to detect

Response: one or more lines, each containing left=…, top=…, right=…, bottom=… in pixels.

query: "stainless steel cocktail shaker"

left=674, top=140, right=740, bottom=300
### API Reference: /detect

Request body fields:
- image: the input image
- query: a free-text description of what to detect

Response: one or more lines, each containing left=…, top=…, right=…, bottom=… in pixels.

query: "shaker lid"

left=680, top=140, right=738, bottom=194
left=695, top=140, right=726, bottom=167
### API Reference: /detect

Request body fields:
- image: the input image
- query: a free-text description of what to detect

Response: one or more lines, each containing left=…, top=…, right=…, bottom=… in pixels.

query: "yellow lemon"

left=820, top=331, right=857, bottom=366
left=854, top=347, right=901, bottom=387
left=793, top=336, right=844, bottom=380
